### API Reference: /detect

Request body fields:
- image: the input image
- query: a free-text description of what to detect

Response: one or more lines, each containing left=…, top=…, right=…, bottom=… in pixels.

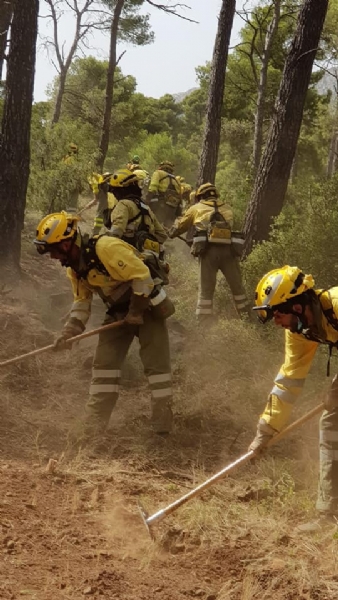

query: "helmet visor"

left=33, top=240, right=66, bottom=255
left=34, top=240, right=49, bottom=255
left=252, top=305, right=274, bottom=324
left=253, top=300, right=294, bottom=324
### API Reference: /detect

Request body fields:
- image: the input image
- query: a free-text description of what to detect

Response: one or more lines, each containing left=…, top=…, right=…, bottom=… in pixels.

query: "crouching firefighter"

left=102, top=168, right=167, bottom=260
left=168, top=183, right=251, bottom=321
left=250, top=266, right=338, bottom=532
left=34, top=211, right=175, bottom=437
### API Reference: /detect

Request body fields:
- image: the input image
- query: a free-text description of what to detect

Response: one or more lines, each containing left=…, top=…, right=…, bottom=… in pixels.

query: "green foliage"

left=243, top=174, right=338, bottom=293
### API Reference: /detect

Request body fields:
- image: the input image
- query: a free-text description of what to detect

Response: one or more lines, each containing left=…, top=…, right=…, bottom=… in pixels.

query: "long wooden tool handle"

left=146, top=402, right=324, bottom=525
left=0, top=320, right=125, bottom=368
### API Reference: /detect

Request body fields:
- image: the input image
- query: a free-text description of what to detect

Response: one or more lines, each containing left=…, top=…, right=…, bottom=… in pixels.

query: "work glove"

left=324, top=374, right=338, bottom=412
left=53, top=318, right=85, bottom=351
left=248, top=418, right=276, bottom=454
left=124, top=293, right=150, bottom=326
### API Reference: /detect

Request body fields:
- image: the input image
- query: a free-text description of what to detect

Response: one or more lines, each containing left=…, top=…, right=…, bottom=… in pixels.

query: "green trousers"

left=316, top=407, right=338, bottom=514
left=197, top=244, right=250, bottom=318
left=85, top=311, right=173, bottom=433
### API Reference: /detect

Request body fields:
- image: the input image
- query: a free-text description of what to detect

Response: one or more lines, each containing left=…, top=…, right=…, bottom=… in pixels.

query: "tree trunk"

left=252, top=0, right=280, bottom=174
left=243, top=0, right=329, bottom=257
left=0, top=0, right=39, bottom=270
left=52, top=67, right=67, bottom=125
left=97, top=0, right=125, bottom=171
left=0, top=0, right=13, bottom=79
left=327, top=128, right=338, bottom=178
left=197, top=0, right=236, bottom=187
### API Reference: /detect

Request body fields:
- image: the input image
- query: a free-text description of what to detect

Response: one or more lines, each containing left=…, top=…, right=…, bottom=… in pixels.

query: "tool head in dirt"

left=137, top=502, right=155, bottom=541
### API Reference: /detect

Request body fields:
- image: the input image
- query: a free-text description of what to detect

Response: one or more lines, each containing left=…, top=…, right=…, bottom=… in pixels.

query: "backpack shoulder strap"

left=80, top=234, right=110, bottom=277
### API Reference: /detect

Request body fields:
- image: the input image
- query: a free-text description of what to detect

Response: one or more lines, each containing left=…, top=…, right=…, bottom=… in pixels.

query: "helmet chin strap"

left=290, top=306, right=308, bottom=334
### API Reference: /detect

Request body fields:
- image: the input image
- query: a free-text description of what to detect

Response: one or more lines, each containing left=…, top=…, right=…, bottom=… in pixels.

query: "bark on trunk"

left=327, top=128, right=338, bottom=178
left=97, top=0, right=125, bottom=171
left=0, top=0, right=39, bottom=270
left=243, top=0, right=329, bottom=258
left=252, top=0, right=280, bottom=174
left=52, top=68, right=67, bottom=125
left=197, top=0, right=236, bottom=187
left=0, top=0, right=13, bottom=79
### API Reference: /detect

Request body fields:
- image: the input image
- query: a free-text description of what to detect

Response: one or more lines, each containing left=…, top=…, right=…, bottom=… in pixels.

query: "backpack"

left=103, top=197, right=161, bottom=256
left=207, top=201, right=232, bottom=244
left=159, top=173, right=181, bottom=208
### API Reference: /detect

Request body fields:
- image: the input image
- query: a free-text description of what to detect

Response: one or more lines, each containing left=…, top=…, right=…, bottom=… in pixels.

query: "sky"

left=34, top=0, right=246, bottom=103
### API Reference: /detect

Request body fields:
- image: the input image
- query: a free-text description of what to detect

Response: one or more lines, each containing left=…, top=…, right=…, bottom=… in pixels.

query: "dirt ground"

left=0, top=227, right=338, bottom=600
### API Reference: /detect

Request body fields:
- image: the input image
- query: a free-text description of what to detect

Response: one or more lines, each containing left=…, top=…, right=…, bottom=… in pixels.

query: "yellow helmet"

left=253, top=266, right=315, bottom=323
left=34, top=211, right=79, bottom=254
left=196, top=183, right=218, bottom=200
left=69, top=142, right=78, bottom=152
left=109, top=168, right=139, bottom=188
left=159, top=161, right=174, bottom=173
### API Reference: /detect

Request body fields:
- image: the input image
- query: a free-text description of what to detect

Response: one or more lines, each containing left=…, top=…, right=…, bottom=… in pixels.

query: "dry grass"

left=0, top=222, right=336, bottom=599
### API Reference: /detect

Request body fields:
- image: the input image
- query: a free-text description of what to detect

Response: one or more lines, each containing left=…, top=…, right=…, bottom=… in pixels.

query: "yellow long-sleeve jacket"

left=67, top=235, right=154, bottom=328
left=262, top=288, right=338, bottom=432
left=148, top=169, right=181, bottom=208
left=109, top=197, right=167, bottom=245
left=169, top=198, right=233, bottom=236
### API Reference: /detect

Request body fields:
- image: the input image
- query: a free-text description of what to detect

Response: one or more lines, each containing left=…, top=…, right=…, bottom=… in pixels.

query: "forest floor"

left=0, top=215, right=338, bottom=600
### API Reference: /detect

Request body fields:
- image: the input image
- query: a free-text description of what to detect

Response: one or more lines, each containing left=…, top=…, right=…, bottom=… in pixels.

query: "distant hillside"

left=172, top=87, right=198, bottom=103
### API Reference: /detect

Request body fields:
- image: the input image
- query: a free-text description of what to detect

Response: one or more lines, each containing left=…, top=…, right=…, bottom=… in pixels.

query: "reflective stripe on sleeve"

left=132, top=276, right=154, bottom=296
left=271, top=385, right=298, bottom=403
left=275, top=373, right=305, bottom=388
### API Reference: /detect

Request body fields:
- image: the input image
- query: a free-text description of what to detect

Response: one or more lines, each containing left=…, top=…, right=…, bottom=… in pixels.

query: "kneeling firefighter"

left=34, top=211, right=175, bottom=436
left=169, top=182, right=251, bottom=320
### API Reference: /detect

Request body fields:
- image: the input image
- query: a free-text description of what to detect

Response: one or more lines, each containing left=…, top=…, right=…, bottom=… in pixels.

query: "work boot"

left=151, top=402, right=173, bottom=435
left=293, top=513, right=338, bottom=534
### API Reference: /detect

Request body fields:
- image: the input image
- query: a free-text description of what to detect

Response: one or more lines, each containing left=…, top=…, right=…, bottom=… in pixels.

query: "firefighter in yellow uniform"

left=127, top=155, right=141, bottom=171
left=250, top=266, right=338, bottom=532
left=89, top=172, right=118, bottom=235
left=169, top=183, right=250, bottom=320
left=102, top=169, right=167, bottom=256
left=34, top=212, right=174, bottom=437
left=146, top=161, right=182, bottom=228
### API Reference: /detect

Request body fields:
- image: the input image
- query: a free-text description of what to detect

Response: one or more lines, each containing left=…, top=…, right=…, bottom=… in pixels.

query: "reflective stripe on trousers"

left=316, top=408, right=338, bottom=513
left=148, top=372, right=172, bottom=408
left=85, top=312, right=172, bottom=429
left=198, top=245, right=248, bottom=317
left=196, top=298, right=213, bottom=316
